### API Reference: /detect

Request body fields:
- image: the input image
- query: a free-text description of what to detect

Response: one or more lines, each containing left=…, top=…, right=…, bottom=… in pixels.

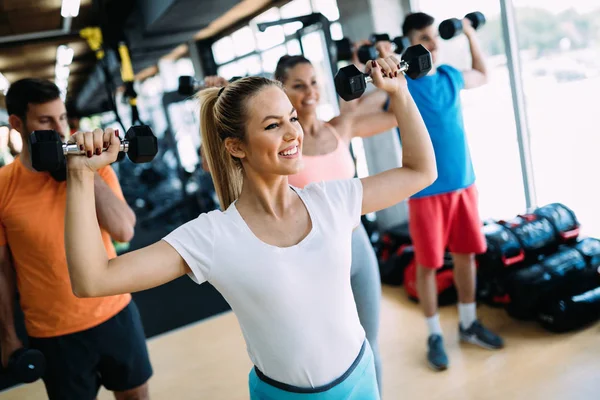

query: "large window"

left=512, top=0, right=600, bottom=238
left=415, top=0, right=600, bottom=237
left=209, top=1, right=348, bottom=137
left=212, top=0, right=344, bottom=78
left=414, top=0, right=527, bottom=221
left=209, top=0, right=370, bottom=180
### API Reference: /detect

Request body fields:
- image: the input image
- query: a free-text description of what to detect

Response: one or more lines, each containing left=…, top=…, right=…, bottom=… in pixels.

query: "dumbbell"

left=334, top=38, right=376, bottom=64
left=334, top=38, right=353, bottom=61
left=351, top=35, right=386, bottom=65
left=5, top=348, right=46, bottom=383
left=178, top=76, right=202, bottom=96
left=29, top=125, right=158, bottom=173
left=368, top=33, right=411, bottom=56
left=357, top=34, right=412, bottom=64
left=334, top=44, right=432, bottom=102
left=357, top=44, right=379, bottom=65
left=439, top=11, right=486, bottom=40
left=178, top=75, right=243, bottom=96
left=333, top=37, right=384, bottom=64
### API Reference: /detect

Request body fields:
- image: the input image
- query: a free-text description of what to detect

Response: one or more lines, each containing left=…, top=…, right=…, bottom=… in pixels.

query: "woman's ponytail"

left=196, top=76, right=280, bottom=209
left=197, top=88, right=242, bottom=210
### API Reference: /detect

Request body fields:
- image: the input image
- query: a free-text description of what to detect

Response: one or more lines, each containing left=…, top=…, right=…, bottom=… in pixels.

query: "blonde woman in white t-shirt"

left=63, top=55, right=436, bottom=400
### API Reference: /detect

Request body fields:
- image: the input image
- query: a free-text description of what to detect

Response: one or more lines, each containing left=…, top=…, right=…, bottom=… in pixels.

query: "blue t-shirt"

left=400, top=64, right=475, bottom=198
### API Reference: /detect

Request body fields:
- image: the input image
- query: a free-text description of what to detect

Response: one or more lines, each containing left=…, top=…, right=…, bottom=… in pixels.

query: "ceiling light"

left=61, top=0, right=81, bottom=18
left=55, top=65, right=71, bottom=81
left=57, top=45, right=74, bottom=66
left=0, top=72, right=9, bottom=95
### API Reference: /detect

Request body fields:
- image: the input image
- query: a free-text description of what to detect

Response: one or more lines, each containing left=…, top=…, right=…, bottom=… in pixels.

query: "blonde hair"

left=196, top=76, right=281, bottom=209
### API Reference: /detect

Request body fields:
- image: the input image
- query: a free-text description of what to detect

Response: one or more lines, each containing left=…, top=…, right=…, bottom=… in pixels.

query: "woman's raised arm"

left=64, top=129, right=191, bottom=297
left=358, top=58, right=437, bottom=215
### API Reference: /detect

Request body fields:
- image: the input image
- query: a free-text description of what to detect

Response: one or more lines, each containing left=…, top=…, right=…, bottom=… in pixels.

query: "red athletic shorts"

left=408, top=184, right=487, bottom=269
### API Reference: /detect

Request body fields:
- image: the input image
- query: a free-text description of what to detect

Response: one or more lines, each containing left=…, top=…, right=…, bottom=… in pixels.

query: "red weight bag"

left=404, top=253, right=457, bottom=306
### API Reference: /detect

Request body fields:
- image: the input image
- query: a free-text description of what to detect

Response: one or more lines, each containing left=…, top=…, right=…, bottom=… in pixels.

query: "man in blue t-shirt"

left=381, top=12, right=504, bottom=371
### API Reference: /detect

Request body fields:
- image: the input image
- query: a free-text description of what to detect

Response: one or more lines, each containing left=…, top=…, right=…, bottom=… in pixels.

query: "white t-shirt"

left=162, top=178, right=366, bottom=388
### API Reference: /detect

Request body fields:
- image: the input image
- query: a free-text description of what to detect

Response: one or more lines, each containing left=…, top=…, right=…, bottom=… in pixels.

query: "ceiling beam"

left=0, top=31, right=82, bottom=50
left=0, top=12, right=77, bottom=45
left=0, top=54, right=96, bottom=73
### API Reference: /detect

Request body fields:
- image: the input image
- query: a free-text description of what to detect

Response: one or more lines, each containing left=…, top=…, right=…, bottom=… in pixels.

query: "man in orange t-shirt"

left=0, top=79, right=152, bottom=399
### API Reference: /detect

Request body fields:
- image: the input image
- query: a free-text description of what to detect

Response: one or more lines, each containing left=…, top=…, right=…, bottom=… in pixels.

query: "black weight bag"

left=379, top=244, right=414, bottom=286
left=504, top=247, right=588, bottom=320
left=500, top=213, right=560, bottom=263
left=375, top=223, right=412, bottom=286
left=537, top=284, right=600, bottom=333
left=533, top=203, right=580, bottom=244
left=572, top=237, right=600, bottom=268
left=537, top=238, right=600, bottom=333
left=476, top=221, right=525, bottom=307
left=477, top=220, right=526, bottom=270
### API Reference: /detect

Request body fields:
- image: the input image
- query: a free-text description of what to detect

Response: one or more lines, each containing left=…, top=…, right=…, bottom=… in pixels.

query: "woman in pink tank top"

left=273, top=55, right=397, bottom=189
left=273, top=53, right=399, bottom=393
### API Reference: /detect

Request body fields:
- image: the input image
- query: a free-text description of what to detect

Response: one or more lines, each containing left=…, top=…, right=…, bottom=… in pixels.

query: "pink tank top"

left=289, top=124, right=356, bottom=189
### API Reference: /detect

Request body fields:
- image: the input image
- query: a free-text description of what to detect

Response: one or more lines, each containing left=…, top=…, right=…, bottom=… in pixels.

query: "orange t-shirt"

left=0, top=157, right=131, bottom=338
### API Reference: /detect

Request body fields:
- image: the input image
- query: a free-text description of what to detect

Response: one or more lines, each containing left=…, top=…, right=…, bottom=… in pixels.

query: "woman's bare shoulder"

left=326, top=116, right=352, bottom=142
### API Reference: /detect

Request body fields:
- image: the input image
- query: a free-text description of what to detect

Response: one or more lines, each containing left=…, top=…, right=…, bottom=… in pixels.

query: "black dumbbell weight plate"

left=8, top=348, right=46, bottom=383
left=126, top=125, right=159, bottom=164
left=29, top=130, right=66, bottom=172
left=335, top=38, right=353, bottom=61
left=393, top=36, right=411, bottom=55
left=369, top=33, right=390, bottom=43
left=465, top=11, right=486, bottom=30
left=357, top=45, right=378, bottom=65
left=178, top=76, right=196, bottom=96
left=439, top=18, right=462, bottom=40
left=334, top=64, right=369, bottom=102
left=403, top=44, right=433, bottom=80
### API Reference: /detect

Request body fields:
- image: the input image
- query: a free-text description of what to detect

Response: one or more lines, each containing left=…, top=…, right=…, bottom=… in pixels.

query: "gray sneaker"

left=459, top=320, right=504, bottom=350
left=427, top=334, right=449, bottom=371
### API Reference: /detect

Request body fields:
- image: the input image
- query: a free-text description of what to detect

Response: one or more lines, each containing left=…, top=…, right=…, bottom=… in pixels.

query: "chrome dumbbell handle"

left=363, top=59, right=410, bottom=84
left=62, top=142, right=129, bottom=155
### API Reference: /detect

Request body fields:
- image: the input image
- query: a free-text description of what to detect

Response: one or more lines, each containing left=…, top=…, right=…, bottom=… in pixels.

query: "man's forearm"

left=466, top=33, right=487, bottom=77
left=0, top=256, right=20, bottom=347
left=94, top=174, right=136, bottom=243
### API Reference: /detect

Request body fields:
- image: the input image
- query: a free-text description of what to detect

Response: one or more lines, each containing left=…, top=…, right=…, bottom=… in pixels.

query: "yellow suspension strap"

left=79, top=26, right=127, bottom=136
left=117, top=41, right=143, bottom=125
left=80, top=27, right=105, bottom=61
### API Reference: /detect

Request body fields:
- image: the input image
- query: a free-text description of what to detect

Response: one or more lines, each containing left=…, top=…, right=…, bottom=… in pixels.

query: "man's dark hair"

left=274, top=55, right=312, bottom=83
left=402, top=12, right=435, bottom=37
left=5, top=78, right=61, bottom=120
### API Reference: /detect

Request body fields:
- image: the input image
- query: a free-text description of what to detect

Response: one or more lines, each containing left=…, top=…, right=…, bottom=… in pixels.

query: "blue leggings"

left=350, top=223, right=382, bottom=392
left=249, top=341, right=380, bottom=400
